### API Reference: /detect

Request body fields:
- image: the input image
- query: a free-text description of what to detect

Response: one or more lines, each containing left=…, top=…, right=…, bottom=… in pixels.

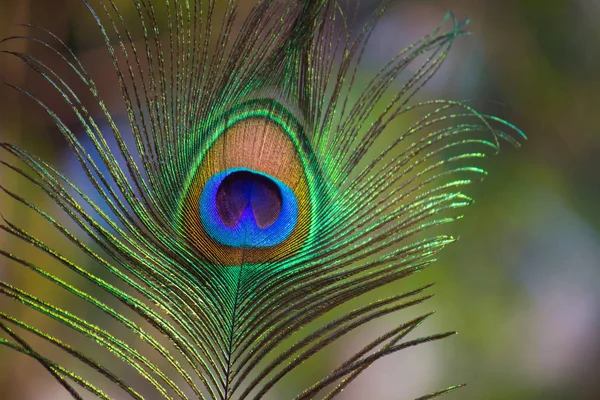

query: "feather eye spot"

left=179, top=107, right=314, bottom=265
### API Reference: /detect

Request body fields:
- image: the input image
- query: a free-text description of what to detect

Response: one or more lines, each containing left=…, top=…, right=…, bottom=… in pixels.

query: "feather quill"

left=0, top=0, right=524, bottom=399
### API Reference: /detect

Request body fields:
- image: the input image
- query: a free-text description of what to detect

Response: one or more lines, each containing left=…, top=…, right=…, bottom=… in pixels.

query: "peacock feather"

left=0, top=0, right=524, bottom=399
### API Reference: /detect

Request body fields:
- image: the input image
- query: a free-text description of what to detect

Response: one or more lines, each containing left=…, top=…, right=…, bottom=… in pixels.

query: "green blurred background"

left=0, top=0, right=598, bottom=399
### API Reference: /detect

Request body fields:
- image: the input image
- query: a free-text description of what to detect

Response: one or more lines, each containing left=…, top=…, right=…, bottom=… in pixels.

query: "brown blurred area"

left=1, top=0, right=599, bottom=399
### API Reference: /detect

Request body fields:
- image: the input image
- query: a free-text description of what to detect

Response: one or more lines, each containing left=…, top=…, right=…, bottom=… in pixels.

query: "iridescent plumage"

left=0, top=0, right=524, bottom=399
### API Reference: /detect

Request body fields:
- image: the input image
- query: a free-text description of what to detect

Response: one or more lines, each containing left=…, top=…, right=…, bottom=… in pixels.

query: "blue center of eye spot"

left=199, top=168, right=298, bottom=247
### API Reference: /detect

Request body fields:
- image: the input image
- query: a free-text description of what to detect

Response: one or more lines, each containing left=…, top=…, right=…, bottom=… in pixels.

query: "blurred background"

left=0, top=0, right=598, bottom=399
